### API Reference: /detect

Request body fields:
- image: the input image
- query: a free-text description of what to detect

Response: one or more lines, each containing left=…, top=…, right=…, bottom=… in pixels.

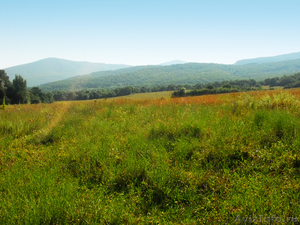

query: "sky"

left=1, top=0, right=300, bottom=68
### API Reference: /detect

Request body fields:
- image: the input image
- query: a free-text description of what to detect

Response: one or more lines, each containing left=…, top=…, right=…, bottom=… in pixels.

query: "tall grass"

left=1, top=90, right=300, bottom=224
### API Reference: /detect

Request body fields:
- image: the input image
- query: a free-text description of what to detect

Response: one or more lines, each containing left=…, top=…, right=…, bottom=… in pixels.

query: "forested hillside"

left=40, top=59, right=300, bottom=91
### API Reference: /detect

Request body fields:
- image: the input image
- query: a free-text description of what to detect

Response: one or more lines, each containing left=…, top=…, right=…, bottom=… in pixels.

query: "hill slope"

left=235, top=52, right=300, bottom=65
left=3, top=58, right=131, bottom=86
left=159, top=60, right=187, bottom=66
left=40, top=59, right=300, bottom=91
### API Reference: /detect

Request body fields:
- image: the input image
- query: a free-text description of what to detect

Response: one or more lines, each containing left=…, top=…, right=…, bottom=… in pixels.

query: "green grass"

left=262, top=85, right=284, bottom=90
left=1, top=92, right=300, bottom=224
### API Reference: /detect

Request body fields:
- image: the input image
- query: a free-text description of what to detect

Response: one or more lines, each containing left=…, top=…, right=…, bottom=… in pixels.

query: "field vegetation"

left=1, top=89, right=300, bottom=224
left=110, top=91, right=172, bottom=100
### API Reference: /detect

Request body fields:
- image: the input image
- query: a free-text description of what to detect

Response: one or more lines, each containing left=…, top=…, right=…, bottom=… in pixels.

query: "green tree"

left=11, top=75, right=30, bottom=104
left=179, top=87, right=186, bottom=97
left=53, top=91, right=66, bottom=101
left=0, top=78, right=5, bottom=100
left=222, top=83, right=232, bottom=89
left=44, top=92, right=54, bottom=103
left=29, top=87, right=42, bottom=104
left=0, top=70, right=13, bottom=104
left=66, top=92, right=76, bottom=100
left=117, top=86, right=134, bottom=96
left=207, top=85, right=214, bottom=90
left=0, top=70, right=11, bottom=86
left=278, top=76, right=295, bottom=86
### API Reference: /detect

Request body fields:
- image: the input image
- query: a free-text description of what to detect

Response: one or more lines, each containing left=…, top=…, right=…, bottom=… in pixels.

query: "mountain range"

left=3, top=58, right=131, bottom=86
left=2, top=52, right=300, bottom=90
left=159, top=60, right=187, bottom=66
left=235, top=52, right=300, bottom=65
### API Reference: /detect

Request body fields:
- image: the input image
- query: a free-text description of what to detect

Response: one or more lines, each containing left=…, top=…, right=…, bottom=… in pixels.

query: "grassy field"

left=1, top=89, right=300, bottom=224
left=262, top=85, right=284, bottom=90
left=110, top=91, right=172, bottom=100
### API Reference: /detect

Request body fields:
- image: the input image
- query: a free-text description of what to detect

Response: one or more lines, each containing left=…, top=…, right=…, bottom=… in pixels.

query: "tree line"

left=0, top=70, right=54, bottom=105
left=172, top=72, right=300, bottom=97
left=1, top=70, right=30, bottom=104
left=262, top=73, right=300, bottom=88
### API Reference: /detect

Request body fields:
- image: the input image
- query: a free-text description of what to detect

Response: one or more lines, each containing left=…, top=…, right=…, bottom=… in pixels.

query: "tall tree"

left=11, top=75, right=30, bottom=104
left=29, top=87, right=42, bottom=104
left=0, top=70, right=11, bottom=86
left=0, top=70, right=12, bottom=104
left=0, top=78, right=5, bottom=104
left=0, top=78, right=5, bottom=96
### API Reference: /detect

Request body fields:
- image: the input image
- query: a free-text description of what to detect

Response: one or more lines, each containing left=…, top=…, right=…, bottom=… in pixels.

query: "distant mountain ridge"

left=235, top=52, right=300, bottom=65
left=4, top=52, right=300, bottom=89
left=159, top=60, right=187, bottom=66
left=3, top=58, right=131, bottom=86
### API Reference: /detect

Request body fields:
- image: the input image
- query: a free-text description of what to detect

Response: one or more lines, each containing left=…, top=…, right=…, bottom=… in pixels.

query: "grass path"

left=6, top=102, right=72, bottom=148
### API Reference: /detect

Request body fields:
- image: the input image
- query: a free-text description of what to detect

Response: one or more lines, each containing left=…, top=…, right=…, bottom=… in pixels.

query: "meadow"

left=110, top=91, right=172, bottom=100
left=1, top=89, right=300, bottom=224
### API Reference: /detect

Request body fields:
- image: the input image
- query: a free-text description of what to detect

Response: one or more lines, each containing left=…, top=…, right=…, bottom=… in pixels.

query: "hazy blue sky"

left=1, top=0, right=300, bottom=68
